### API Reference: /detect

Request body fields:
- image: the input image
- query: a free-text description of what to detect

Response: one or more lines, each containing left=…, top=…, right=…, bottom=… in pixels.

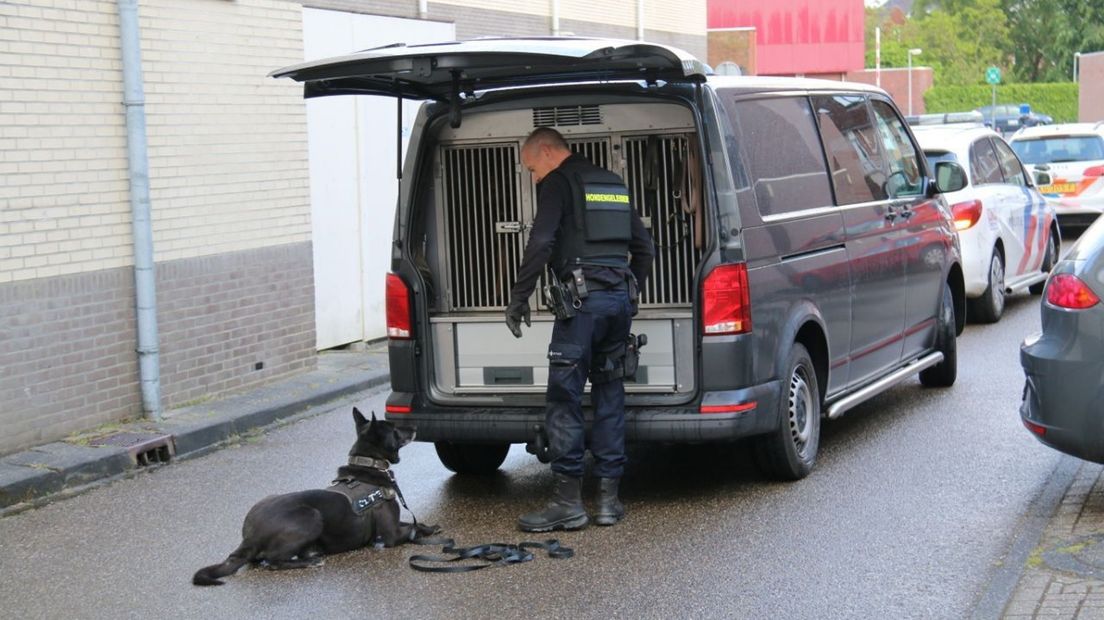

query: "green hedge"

left=924, top=83, right=1079, bottom=123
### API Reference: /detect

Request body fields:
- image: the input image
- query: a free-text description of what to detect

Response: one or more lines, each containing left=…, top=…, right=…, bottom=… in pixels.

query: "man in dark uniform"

left=505, top=127, right=654, bottom=532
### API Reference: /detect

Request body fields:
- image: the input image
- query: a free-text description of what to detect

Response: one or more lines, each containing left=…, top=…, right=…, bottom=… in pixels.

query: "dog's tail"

left=192, top=545, right=254, bottom=586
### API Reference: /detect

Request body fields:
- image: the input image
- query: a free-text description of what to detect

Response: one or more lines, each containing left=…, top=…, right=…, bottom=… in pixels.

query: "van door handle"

left=884, top=207, right=900, bottom=223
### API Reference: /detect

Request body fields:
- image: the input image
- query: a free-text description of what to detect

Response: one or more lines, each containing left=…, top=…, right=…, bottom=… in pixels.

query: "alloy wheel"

left=990, top=253, right=1005, bottom=314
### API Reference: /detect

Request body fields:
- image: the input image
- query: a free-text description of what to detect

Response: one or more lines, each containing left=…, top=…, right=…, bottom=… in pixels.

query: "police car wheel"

left=754, top=343, right=820, bottom=481
left=1029, top=231, right=1058, bottom=295
left=968, top=250, right=1005, bottom=324
left=434, top=441, right=510, bottom=475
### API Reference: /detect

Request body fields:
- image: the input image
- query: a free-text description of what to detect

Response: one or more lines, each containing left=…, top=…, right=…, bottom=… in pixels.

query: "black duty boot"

left=518, top=473, right=588, bottom=532
left=594, top=477, right=624, bottom=526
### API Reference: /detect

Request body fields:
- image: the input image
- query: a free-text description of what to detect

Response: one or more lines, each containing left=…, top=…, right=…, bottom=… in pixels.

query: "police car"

left=915, top=125, right=1058, bottom=322
left=1010, top=123, right=1104, bottom=232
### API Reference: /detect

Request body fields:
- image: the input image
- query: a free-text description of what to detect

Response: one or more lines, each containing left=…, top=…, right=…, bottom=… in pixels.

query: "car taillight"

left=951, top=199, right=983, bottom=231
left=1045, top=273, right=1101, bottom=309
left=702, top=263, right=751, bottom=335
left=1084, top=165, right=1104, bottom=177
left=385, top=273, right=413, bottom=339
left=1023, top=418, right=1046, bottom=437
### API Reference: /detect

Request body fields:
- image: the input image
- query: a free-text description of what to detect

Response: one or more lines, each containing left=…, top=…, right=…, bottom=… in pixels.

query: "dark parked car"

left=275, top=38, right=968, bottom=481
left=1020, top=216, right=1104, bottom=462
left=976, top=104, right=1053, bottom=136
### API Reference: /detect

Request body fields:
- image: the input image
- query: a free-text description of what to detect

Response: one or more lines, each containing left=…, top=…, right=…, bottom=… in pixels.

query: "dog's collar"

left=348, top=456, right=391, bottom=470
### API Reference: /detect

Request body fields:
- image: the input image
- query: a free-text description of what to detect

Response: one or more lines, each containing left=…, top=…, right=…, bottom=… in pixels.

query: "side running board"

left=825, top=352, right=945, bottom=420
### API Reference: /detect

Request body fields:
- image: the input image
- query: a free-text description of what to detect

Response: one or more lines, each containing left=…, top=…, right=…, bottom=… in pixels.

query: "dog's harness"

left=323, top=456, right=402, bottom=548
left=326, top=477, right=396, bottom=515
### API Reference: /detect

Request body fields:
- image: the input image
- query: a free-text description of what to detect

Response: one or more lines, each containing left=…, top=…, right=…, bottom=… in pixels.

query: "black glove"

left=505, top=301, right=531, bottom=338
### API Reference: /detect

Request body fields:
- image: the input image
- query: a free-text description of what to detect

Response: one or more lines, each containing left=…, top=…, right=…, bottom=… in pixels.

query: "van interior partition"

left=417, top=101, right=703, bottom=396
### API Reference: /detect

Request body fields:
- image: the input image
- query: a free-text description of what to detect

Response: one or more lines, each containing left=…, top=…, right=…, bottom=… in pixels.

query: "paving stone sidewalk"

left=1004, top=461, right=1104, bottom=619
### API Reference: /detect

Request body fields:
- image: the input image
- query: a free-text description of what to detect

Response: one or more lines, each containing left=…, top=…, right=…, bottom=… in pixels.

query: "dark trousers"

left=544, top=288, right=633, bottom=479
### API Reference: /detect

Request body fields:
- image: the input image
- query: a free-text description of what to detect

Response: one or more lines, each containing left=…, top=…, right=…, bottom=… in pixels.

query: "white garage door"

left=303, top=9, right=455, bottom=349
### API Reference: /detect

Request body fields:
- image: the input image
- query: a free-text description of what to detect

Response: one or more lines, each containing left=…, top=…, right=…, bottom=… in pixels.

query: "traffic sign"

left=986, top=66, right=1001, bottom=85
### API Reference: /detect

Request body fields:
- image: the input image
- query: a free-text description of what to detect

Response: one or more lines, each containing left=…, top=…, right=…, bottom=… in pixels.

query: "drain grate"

left=88, top=432, right=176, bottom=467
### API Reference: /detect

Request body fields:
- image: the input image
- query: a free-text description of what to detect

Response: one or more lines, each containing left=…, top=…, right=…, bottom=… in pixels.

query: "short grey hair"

left=524, top=127, right=569, bottom=152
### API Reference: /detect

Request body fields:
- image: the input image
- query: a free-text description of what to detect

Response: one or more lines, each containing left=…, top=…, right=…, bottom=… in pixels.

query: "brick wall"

left=141, top=0, right=311, bottom=262
left=0, top=269, right=140, bottom=453
left=1079, top=52, right=1104, bottom=122
left=0, top=0, right=314, bottom=456
left=0, top=242, right=315, bottom=455
left=156, top=243, right=315, bottom=410
left=0, top=0, right=309, bottom=284
left=0, top=1, right=132, bottom=285
left=708, top=29, right=757, bottom=75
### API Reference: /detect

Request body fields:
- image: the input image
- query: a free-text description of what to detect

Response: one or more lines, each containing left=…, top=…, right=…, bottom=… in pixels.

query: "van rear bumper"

left=386, top=382, right=780, bottom=443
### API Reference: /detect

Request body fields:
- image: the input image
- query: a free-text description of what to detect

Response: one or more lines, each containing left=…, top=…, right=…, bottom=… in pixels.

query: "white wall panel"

left=303, top=9, right=454, bottom=348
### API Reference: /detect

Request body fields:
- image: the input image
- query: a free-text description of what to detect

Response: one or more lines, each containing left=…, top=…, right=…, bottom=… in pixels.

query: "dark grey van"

left=274, top=38, right=967, bottom=480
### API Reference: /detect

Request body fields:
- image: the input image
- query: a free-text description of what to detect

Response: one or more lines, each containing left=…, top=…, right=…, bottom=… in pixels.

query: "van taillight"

left=386, top=273, right=412, bottom=339
left=1046, top=273, right=1101, bottom=309
left=951, top=200, right=983, bottom=231
left=702, top=263, right=751, bottom=335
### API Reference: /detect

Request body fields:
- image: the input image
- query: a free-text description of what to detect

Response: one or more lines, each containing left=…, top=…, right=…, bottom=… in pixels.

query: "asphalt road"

left=0, top=293, right=1062, bottom=619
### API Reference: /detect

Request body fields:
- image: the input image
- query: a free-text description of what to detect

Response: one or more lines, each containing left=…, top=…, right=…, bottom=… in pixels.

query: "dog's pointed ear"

left=353, top=407, right=369, bottom=430
left=371, top=411, right=378, bottom=423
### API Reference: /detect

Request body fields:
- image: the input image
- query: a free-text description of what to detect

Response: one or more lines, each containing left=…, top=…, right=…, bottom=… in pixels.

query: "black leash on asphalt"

left=408, top=539, right=573, bottom=573
left=388, top=471, right=574, bottom=572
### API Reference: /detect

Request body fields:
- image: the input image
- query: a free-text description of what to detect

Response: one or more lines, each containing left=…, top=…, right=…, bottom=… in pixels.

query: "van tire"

left=920, top=282, right=957, bottom=388
left=968, top=249, right=1004, bottom=323
left=434, top=442, right=510, bottom=474
left=754, top=343, right=820, bottom=481
left=1029, top=231, right=1058, bottom=295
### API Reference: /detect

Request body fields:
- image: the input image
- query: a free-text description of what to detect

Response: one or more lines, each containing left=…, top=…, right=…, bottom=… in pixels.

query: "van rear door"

left=271, top=38, right=707, bottom=100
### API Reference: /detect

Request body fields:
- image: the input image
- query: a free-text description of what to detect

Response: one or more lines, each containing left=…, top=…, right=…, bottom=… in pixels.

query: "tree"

left=867, top=0, right=1010, bottom=85
left=1004, top=0, right=1104, bottom=82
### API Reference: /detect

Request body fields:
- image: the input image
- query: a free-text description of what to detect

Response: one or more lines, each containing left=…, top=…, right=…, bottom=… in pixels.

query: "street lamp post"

left=907, top=48, right=923, bottom=116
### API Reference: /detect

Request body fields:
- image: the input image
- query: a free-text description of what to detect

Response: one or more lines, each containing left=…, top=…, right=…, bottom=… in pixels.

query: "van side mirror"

left=933, top=161, right=968, bottom=194
left=1033, top=167, right=1052, bottom=187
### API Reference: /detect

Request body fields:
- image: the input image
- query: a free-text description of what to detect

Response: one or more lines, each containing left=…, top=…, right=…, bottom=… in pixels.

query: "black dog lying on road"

left=193, top=408, right=436, bottom=586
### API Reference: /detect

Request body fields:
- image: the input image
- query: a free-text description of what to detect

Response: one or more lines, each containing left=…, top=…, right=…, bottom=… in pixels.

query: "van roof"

left=705, top=75, right=889, bottom=96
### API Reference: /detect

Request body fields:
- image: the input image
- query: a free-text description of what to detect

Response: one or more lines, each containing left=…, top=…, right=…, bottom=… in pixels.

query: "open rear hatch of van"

left=273, top=38, right=711, bottom=402
left=271, top=37, right=707, bottom=100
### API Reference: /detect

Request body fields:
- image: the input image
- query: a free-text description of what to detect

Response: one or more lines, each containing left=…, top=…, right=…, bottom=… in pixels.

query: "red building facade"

left=708, top=0, right=865, bottom=77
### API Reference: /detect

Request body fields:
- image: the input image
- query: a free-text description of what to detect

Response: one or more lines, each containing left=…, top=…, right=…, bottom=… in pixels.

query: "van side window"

left=869, top=100, right=923, bottom=198
left=725, top=96, right=833, bottom=217
left=992, top=138, right=1028, bottom=186
left=812, top=94, right=888, bottom=205
left=969, top=138, right=1003, bottom=185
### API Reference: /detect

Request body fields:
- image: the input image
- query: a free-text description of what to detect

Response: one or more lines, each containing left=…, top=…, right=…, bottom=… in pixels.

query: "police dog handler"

left=506, top=127, right=654, bottom=532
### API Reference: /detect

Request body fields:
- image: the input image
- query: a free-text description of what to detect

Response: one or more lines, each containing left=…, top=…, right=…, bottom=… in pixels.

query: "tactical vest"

left=549, top=157, right=633, bottom=276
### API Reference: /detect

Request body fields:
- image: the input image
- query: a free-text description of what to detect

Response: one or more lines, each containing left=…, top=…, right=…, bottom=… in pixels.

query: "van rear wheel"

left=754, top=343, right=820, bottom=481
left=434, top=441, right=510, bottom=474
